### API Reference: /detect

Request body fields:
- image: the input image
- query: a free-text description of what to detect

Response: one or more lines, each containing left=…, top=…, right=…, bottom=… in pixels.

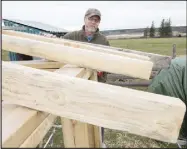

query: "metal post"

left=172, top=44, right=176, bottom=59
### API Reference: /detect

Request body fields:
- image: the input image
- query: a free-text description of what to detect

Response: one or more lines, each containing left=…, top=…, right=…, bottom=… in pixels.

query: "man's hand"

left=97, top=71, right=107, bottom=83
left=97, top=71, right=104, bottom=77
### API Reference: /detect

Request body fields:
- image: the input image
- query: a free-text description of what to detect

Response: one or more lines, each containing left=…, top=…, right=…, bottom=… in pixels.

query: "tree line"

left=144, top=18, right=172, bottom=38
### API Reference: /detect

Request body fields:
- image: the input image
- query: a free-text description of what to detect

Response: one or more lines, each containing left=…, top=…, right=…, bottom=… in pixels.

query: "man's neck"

left=84, top=31, right=94, bottom=37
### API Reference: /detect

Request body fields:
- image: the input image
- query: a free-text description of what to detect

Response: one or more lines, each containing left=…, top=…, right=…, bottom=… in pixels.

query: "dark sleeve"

left=63, top=32, right=72, bottom=40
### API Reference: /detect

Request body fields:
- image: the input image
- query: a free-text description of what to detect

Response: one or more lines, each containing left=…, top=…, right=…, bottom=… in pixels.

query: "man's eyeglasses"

left=88, top=17, right=100, bottom=23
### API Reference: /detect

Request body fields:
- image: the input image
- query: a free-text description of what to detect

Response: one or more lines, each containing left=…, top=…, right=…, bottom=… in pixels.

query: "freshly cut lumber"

left=19, top=114, right=56, bottom=148
left=2, top=104, right=48, bottom=148
left=2, top=61, right=186, bottom=143
left=2, top=34, right=153, bottom=80
left=10, top=60, right=64, bottom=69
left=20, top=65, right=92, bottom=148
left=2, top=30, right=150, bottom=61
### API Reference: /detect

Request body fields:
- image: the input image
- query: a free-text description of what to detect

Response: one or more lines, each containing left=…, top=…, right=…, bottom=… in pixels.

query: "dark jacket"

left=63, top=25, right=110, bottom=46
left=148, top=56, right=187, bottom=139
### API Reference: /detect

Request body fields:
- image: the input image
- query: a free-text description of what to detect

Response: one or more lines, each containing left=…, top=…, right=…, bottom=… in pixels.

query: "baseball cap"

left=85, top=8, right=101, bottom=20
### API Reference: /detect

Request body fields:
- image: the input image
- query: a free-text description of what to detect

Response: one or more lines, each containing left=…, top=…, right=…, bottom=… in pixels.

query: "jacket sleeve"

left=63, top=32, right=72, bottom=40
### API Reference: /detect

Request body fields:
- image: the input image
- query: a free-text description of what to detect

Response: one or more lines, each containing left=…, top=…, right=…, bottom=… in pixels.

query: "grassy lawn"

left=2, top=37, right=186, bottom=148
left=109, top=37, right=186, bottom=56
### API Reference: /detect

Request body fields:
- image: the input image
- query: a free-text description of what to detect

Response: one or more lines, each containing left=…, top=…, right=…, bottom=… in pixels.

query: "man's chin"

left=87, top=28, right=97, bottom=33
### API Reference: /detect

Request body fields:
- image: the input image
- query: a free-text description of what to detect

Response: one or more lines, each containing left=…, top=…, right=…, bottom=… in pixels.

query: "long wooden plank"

left=2, top=61, right=186, bottom=143
left=19, top=66, right=88, bottom=147
left=2, top=30, right=150, bottom=61
left=2, top=34, right=153, bottom=80
left=10, top=60, right=64, bottom=69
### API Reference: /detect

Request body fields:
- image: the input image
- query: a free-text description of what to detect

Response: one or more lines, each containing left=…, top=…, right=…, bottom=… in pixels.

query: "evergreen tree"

left=149, top=21, right=155, bottom=37
left=159, top=19, right=165, bottom=37
left=165, top=18, right=172, bottom=37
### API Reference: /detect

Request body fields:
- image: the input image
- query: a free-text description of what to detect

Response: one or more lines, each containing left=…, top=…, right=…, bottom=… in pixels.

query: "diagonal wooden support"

left=2, top=102, right=48, bottom=147
left=2, top=34, right=153, bottom=80
left=2, top=61, right=186, bottom=143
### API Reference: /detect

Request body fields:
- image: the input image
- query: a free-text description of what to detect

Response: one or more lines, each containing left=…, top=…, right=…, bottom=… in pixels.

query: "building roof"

left=3, top=18, right=69, bottom=33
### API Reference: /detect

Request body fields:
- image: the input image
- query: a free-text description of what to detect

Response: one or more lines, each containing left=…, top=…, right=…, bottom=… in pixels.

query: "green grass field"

left=2, top=37, right=186, bottom=148
left=109, top=37, right=186, bottom=56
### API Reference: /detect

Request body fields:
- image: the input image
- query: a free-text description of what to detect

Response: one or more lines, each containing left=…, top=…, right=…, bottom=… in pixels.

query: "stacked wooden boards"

left=2, top=30, right=186, bottom=147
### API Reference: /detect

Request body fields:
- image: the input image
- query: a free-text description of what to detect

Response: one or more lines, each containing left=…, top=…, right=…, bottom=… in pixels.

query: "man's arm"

left=63, top=31, right=77, bottom=40
left=63, top=32, right=72, bottom=40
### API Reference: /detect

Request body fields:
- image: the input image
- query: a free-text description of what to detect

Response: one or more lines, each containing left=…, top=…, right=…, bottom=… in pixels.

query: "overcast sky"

left=2, top=1, right=186, bottom=31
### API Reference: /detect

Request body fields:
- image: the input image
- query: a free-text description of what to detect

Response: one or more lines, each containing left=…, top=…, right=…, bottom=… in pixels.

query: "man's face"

left=84, top=15, right=100, bottom=33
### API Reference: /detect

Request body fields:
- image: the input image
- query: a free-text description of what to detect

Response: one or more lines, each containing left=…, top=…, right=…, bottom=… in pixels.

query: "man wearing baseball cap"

left=63, top=8, right=109, bottom=147
left=63, top=8, right=109, bottom=46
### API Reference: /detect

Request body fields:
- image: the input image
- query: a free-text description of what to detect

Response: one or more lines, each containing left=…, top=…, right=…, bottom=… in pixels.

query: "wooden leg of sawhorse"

left=61, top=70, right=102, bottom=148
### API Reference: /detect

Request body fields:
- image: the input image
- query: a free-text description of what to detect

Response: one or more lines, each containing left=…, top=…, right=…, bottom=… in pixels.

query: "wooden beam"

left=10, top=60, right=64, bottom=69
left=2, top=30, right=173, bottom=69
left=2, top=34, right=153, bottom=80
left=2, top=61, right=186, bottom=143
left=2, top=30, right=150, bottom=61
